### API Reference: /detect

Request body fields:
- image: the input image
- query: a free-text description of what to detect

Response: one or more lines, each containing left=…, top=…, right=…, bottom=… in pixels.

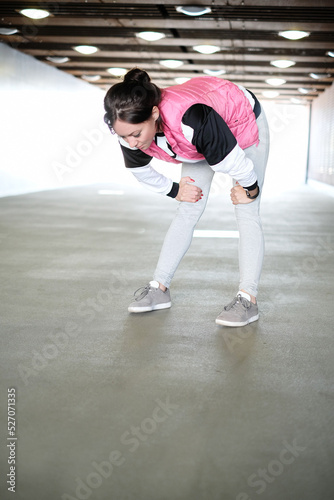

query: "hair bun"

left=124, top=68, right=150, bottom=85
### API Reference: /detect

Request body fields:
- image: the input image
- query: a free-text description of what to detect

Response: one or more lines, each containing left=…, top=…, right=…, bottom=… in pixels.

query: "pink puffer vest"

left=143, top=77, right=259, bottom=164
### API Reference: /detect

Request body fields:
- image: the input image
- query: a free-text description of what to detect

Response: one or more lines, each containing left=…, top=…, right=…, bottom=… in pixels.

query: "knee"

left=178, top=199, right=206, bottom=214
left=177, top=201, right=206, bottom=224
left=234, top=201, right=260, bottom=220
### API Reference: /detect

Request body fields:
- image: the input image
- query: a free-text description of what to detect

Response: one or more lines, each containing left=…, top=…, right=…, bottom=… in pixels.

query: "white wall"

left=0, top=43, right=135, bottom=198
left=0, top=43, right=309, bottom=198
left=308, top=82, right=334, bottom=187
left=261, top=101, right=309, bottom=197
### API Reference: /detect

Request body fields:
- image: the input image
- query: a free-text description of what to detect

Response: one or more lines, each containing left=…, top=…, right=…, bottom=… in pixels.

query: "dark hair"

left=104, top=68, right=162, bottom=132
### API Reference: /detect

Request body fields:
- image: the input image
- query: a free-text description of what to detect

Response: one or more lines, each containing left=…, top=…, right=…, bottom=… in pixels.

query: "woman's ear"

left=152, top=106, right=160, bottom=121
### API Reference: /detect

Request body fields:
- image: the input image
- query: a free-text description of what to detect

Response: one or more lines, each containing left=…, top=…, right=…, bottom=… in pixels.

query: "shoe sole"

left=215, top=313, right=259, bottom=327
left=128, top=302, right=172, bottom=313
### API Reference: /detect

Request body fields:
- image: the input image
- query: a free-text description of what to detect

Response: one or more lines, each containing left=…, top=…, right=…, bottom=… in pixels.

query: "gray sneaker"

left=128, top=280, right=172, bottom=313
left=215, top=293, right=259, bottom=327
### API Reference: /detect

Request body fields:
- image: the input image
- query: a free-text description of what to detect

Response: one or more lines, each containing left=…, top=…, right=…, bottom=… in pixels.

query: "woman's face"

left=113, top=106, right=159, bottom=150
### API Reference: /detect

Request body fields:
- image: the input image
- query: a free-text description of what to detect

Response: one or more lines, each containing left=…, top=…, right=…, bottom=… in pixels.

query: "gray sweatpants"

left=153, top=108, right=270, bottom=298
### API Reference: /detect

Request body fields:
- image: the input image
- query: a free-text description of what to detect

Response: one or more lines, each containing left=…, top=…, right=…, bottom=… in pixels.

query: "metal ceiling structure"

left=1, top=0, right=334, bottom=103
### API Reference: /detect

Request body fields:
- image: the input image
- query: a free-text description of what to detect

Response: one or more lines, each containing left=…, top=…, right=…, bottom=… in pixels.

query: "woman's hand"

left=176, top=176, right=203, bottom=203
left=230, top=182, right=257, bottom=205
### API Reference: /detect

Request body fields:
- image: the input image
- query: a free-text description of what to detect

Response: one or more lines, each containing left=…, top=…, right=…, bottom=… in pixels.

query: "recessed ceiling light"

left=262, top=90, right=280, bottom=98
left=46, top=56, right=70, bottom=64
left=20, top=9, right=50, bottom=19
left=136, top=31, right=165, bottom=42
left=74, top=45, right=99, bottom=55
left=175, top=6, right=212, bottom=16
left=298, top=87, right=317, bottom=94
left=193, top=45, right=220, bottom=55
left=107, top=67, right=127, bottom=76
left=159, top=59, right=184, bottom=69
left=203, top=69, right=226, bottom=76
left=0, top=28, right=19, bottom=35
left=174, top=77, right=191, bottom=84
left=279, top=30, right=310, bottom=40
left=326, top=51, right=334, bottom=58
left=82, top=75, right=101, bottom=82
left=309, top=72, right=331, bottom=79
left=270, top=59, right=296, bottom=68
left=265, top=78, right=286, bottom=86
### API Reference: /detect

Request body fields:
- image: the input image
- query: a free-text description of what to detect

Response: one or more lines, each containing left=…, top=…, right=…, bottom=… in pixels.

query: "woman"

left=104, top=68, right=270, bottom=327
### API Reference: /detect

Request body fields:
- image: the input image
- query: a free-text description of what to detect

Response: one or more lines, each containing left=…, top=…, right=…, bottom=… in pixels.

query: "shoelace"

left=224, top=294, right=251, bottom=311
left=133, top=284, right=153, bottom=302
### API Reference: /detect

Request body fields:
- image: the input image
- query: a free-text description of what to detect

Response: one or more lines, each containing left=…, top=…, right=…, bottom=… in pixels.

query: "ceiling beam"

left=19, top=36, right=334, bottom=52
left=38, top=59, right=333, bottom=76
left=3, top=16, right=334, bottom=32
left=22, top=48, right=334, bottom=62
left=68, top=68, right=333, bottom=82
left=2, top=0, right=334, bottom=5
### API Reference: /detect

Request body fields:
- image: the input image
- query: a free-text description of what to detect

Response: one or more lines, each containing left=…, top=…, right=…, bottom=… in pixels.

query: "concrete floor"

left=0, top=182, right=333, bottom=500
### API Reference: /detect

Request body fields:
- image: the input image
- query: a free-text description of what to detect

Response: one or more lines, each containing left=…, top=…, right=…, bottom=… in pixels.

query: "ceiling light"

left=136, top=31, right=165, bottom=42
left=174, top=77, right=191, bottom=84
left=107, top=67, right=127, bottom=76
left=0, top=28, right=19, bottom=35
left=159, top=59, right=184, bottom=69
left=262, top=90, right=280, bottom=98
left=326, top=51, right=334, bottom=58
left=278, top=30, right=310, bottom=40
left=298, top=87, right=317, bottom=94
left=82, top=75, right=101, bottom=82
left=290, top=98, right=302, bottom=104
left=175, top=6, right=212, bottom=16
left=309, top=72, right=331, bottom=79
left=74, top=45, right=99, bottom=55
left=46, top=56, right=70, bottom=64
left=203, top=69, right=226, bottom=76
left=20, top=9, right=50, bottom=19
left=193, top=45, right=220, bottom=55
left=270, top=59, right=296, bottom=68
left=265, top=78, right=286, bottom=86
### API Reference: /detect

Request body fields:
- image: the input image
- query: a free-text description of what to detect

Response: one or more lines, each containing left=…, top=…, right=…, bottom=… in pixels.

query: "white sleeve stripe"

left=237, top=85, right=255, bottom=110
left=128, top=165, right=173, bottom=195
left=181, top=122, right=194, bottom=143
left=211, top=144, right=257, bottom=187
